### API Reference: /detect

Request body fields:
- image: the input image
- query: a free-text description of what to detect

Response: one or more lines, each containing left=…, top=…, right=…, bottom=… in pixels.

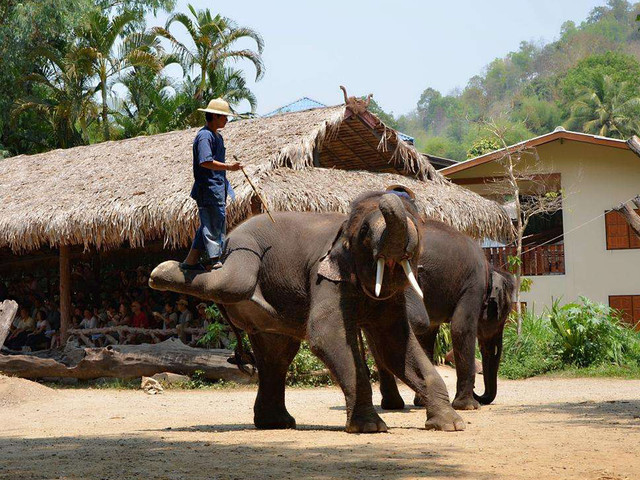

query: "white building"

left=442, top=129, right=640, bottom=328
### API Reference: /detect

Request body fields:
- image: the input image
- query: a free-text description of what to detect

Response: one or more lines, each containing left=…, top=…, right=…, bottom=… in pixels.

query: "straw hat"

left=197, top=98, right=238, bottom=116
left=177, top=299, right=189, bottom=307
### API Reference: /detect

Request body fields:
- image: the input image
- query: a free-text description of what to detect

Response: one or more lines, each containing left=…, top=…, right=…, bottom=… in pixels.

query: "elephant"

left=149, top=191, right=465, bottom=433
left=375, top=218, right=516, bottom=411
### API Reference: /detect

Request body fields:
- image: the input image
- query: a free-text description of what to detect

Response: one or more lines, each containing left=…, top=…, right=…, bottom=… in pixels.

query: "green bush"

left=433, top=324, right=452, bottom=365
left=500, top=310, right=561, bottom=379
left=287, top=342, right=333, bottom=387
left=500, top=298, right=640, bottom=379
left=548, top=297, right=640, bottom=367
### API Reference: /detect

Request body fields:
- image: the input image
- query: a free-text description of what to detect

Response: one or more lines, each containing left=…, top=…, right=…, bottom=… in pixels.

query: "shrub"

left=548, top=297, right=640, bottom=367
left=287, top=341, right=332, bottom=387
left=500, top=309, right=560, bottom=379
left=433, top=324, right=452, bottom=365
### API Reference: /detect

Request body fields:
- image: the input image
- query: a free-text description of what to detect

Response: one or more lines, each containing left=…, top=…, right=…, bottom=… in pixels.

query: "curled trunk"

left=378, top=194, right=408, bottom=258
left=473, top=331, right=503, bottom=405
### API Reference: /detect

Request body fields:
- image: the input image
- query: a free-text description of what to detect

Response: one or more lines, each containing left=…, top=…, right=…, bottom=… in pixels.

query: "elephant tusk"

left=375, top=258, right=385, bottom=297
left=400, top=260, right=424, bottom=299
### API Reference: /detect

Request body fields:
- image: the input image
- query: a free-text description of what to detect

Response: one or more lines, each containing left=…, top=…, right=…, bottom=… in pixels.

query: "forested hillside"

left=392, top=0, right=640, bottom=161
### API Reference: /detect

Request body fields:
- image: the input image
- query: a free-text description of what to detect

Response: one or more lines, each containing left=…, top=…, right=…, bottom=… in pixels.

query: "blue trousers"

left=192, top=203, right=226, bottom=259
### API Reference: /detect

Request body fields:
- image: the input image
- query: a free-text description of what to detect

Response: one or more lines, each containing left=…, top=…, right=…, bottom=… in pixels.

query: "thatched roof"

left=0, top=105, right=511, bottom=254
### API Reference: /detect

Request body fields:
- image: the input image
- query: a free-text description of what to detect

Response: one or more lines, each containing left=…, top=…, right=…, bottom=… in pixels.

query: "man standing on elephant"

left=181, top=98, right=243, bottom=272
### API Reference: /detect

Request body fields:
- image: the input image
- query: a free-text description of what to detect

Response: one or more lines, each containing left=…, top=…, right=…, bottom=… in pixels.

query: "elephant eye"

left=359, top=223, right=369, bottom=237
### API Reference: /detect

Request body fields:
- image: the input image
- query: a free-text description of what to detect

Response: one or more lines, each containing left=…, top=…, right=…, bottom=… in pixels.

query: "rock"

left=141, top=377, right=164, bottom=395
left=151, top=372, right=189, bottom=385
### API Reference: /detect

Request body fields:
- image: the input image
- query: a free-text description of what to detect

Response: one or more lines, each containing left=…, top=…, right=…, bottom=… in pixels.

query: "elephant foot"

left=452, top=396, right=481, bottom=411
left=254, top=410, right=297, bottom=430
left=413, top=394, right=426, bottom=407
left=149, top=261, right=191, bottom=291
left=345, top=413, right=388, bottom=433
left=381, top=394, right=405, bottom=410
left=425, top=408, right=466, bottom=432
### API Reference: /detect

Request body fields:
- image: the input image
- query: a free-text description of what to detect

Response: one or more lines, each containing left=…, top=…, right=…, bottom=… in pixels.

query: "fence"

left=484, top=244, right=565, bottom=275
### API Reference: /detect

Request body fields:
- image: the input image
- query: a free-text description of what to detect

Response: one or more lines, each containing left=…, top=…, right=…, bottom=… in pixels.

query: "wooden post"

left=59, top=244, right=71, bottom=344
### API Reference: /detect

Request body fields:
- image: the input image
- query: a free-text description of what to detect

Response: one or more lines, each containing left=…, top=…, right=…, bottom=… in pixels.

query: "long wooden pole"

left=233, top=155, right=276, bottom=223
left=59, top=244, right=71, bottom=344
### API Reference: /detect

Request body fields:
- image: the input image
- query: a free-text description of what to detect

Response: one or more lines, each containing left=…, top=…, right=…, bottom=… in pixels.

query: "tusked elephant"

left=149, top=191, right=465, bottom=433
left=375, top=217, right=516, bottom=411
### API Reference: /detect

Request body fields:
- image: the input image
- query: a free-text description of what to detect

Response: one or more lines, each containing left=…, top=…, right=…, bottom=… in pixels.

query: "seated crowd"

left=1, top=263, right=230, bottom=352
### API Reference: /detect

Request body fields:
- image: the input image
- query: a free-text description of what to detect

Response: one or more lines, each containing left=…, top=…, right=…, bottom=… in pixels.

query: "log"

left=0, top=300, right=19, bottom=349
left=0, top=338, right=255, bottom=382
left=615, top=200, right=640, bottom=239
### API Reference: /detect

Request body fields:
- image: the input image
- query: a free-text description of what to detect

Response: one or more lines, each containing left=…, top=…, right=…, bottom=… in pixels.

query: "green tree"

left=568, top=74, right=640, bottom=138
left=466, top=138, right=500, bottom=158
left=13, top=45, right=98, bottom=148
left=154, top=4, right=264, bottom=101
left=561, top=52, right=640, bottom=101
left=0, top=0, right=93, bottom=155
left=77, top=9, right=167, bottom=140
left=366, top=98, right=398, bottom=129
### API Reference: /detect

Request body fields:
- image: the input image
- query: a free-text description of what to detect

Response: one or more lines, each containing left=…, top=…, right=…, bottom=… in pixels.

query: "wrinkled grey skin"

left=150, top=192, right=465, bottom=433
left=376, top=219, right=516, bottom=411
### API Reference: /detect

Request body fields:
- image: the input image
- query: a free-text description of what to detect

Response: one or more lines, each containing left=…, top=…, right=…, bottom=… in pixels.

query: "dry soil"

left=1, top=368, right=639, bottom=480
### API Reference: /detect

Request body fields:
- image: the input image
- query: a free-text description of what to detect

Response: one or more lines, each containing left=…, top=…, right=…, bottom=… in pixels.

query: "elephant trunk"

left=378, top=194, right=409, bottom=259
left=473, top=330, right=503, bottom=405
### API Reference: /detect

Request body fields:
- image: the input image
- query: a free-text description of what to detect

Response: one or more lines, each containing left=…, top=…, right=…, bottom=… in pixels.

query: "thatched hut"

left=0, top=103, right=510, bottom=336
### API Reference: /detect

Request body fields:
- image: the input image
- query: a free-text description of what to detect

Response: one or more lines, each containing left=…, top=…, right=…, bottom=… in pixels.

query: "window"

left=605, top=210, right=640, bottom=250
left=609, top=295, right=640, bottom=330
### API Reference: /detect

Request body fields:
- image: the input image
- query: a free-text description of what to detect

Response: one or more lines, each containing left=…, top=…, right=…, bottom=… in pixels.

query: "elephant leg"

left=149, top=235, right=261, bottom=303
left=413, top=324, right=441, bottom=407
left=249, top=332, right=300, bottom=429
left=450, top=300, right=482, bottom=410
left=307, top=290, right=387, bottom=433
left=364, top=319, right=465, bottom=432
left=365, top=333, right=405, bottom=410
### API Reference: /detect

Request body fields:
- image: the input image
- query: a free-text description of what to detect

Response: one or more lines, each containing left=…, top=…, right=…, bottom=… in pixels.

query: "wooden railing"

left=67, top=326, right=207, bottom=347
left=484, top=244, right=565, bottom=276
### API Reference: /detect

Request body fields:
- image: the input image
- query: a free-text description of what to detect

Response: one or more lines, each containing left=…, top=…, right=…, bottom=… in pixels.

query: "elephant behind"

left=377, top=217, right=516, bottom=411
left=150, top=191, right=465, bottom=433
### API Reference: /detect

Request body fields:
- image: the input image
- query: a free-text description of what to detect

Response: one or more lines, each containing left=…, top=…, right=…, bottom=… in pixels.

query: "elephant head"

left=474, top=267, right=516, bottom=405
left=318, top=191, right=423, bottom=300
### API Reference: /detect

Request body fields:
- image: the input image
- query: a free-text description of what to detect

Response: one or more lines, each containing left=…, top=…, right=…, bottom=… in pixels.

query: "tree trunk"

left=101, top=77, right=110, bottom=141
left=0, top=338, right=254, bottom=382
left=615, top=197, right=640, bottom=238
left=0, top=300, right=19, bottom=349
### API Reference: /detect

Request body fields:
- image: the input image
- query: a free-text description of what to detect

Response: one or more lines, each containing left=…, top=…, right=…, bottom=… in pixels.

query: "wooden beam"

left=452, top=173, right=561, bottom=186
left=342, top=119, right=388, bottom=165
left=59, top=244, right=71, bottom=344
left=353, top=115, right=406, bottom=175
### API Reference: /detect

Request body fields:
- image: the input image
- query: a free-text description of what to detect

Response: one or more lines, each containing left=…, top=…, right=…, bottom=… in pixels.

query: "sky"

left=147, top=0, right=607, bottom=116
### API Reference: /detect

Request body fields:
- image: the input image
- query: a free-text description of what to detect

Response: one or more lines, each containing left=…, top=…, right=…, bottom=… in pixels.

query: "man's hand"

left=227, top=161, right=243, bottom=171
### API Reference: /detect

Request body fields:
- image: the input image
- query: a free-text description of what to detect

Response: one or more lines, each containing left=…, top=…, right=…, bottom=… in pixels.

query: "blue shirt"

left=190, top=126, right=227, bottom=206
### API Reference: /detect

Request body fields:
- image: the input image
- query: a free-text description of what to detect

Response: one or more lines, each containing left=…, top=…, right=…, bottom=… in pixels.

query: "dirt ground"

left=1, top=368, right=639, bottom=480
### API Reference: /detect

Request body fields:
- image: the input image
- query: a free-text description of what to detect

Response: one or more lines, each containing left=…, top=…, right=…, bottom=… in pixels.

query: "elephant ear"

left=487, top=270, right=515, bottom=324
left=317, top=229, right=354, bottom=283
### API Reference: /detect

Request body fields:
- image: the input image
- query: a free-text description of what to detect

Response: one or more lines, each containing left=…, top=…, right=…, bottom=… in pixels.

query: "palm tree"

left=568, top=74, right=640, bottom=139
left=76, top=10, right=165, bottom=140
left=13, top=45, right=97, bottom=148
left=153, top=4, right=264, bottom=101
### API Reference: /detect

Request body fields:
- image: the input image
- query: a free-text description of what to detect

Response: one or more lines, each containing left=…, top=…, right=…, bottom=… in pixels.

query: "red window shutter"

left=605, top=211, right=630, bottom=249
left=609, top=295, right=633, bottom=324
